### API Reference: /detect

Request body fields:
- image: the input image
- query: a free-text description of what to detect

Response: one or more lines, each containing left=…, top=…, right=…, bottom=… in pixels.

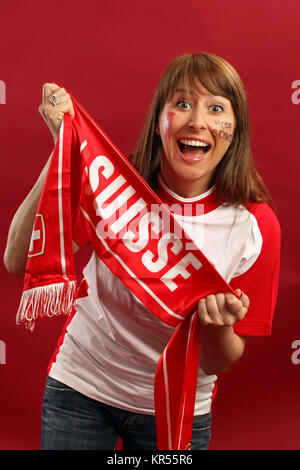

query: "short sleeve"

left=230, top=203, right=281, bottom=336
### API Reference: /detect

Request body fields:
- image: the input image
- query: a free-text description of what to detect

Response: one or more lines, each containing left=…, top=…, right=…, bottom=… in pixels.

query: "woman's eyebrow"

left=173, top=88, right=218, bottom=98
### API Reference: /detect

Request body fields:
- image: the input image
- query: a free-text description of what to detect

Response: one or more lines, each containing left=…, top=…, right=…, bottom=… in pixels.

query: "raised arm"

left=4, top=155, right=52, bottom=276
left=4, top=84, right=76, bottom=277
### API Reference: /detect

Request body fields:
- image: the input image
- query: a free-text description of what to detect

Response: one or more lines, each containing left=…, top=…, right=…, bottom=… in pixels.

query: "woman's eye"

left=210, top=104, right=223, bottom=113
left=176, top=100, right=191, bottom=109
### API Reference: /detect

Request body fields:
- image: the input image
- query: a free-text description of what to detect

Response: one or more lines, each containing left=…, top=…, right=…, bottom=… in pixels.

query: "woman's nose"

left=188, top=106, right=207, bottom=130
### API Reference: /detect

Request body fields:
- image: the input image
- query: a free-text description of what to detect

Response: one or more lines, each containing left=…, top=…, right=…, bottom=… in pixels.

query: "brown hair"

left=130, top=52, right=270, bottom=206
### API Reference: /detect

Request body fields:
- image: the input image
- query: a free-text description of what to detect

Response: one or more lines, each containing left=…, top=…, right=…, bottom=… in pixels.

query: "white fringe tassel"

left=16, top=281, right=77, bottom=332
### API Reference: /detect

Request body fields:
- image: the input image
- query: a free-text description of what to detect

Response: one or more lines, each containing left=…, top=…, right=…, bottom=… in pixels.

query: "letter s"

left=291, top=80, right=300, bottom=105
left=123, top=212, right=163, bottom=253
left=142, top=234, right=183, bottom=273
left=89, top=155, right=114, bottom=193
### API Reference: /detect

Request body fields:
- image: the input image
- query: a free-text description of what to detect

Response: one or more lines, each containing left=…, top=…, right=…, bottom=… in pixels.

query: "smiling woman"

left=4, top=52, right=281, bottom=451
left=131, top=53, right=270, bottom=205
left=157, top=83, right=236, bottom=198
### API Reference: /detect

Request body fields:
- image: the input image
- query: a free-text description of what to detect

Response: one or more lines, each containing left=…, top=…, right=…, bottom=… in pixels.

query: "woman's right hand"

left=38, top=83, right=75, bottom=144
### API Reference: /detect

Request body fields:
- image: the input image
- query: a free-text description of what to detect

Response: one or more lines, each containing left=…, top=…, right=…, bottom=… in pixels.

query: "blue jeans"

left=40, top=377, right=211, bottom=450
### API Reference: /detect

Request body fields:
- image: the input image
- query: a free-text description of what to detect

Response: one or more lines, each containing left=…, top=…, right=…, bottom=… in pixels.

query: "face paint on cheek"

left=161, top=111, right=175, bottom=139
left=214, top=120, right=233, bottom=130
left=213, top=128, right=233, bottom=144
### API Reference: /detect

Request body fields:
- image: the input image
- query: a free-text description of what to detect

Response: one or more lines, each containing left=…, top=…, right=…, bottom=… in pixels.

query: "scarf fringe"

left=16, top=281, right=77, bottom=332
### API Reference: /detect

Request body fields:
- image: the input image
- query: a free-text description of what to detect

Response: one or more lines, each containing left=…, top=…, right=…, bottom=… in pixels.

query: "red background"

left=1, top=0, right=299, bottom=450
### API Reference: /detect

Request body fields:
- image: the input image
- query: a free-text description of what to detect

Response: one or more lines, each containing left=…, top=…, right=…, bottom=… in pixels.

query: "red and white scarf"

left=16, top=89, right=235, bottom=450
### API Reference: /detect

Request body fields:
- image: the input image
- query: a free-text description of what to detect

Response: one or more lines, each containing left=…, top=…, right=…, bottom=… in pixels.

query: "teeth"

left=180, top=139, right=209, bottom=147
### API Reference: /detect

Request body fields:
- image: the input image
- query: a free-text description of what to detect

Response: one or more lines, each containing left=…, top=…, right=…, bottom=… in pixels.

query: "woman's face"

left=158, top=81, right=236, bottom=198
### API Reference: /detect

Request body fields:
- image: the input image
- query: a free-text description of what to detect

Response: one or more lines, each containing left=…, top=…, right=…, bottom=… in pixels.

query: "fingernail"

left=235, top=289, right=243, bottom=297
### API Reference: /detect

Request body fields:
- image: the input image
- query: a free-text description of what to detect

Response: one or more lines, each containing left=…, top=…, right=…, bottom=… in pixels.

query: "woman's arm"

left=199, top=325, right=246, bottom=375
left=198, top=290, right=249, bottom=375
left=4, top=155, right=52, bottom=276
left=4, top=153, right=79, bottom=277
left=4, top=83, right=76, bottom=277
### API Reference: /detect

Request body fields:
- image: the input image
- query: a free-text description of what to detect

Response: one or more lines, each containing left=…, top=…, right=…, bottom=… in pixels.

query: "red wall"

left=1, top=0, right=299, bottom=450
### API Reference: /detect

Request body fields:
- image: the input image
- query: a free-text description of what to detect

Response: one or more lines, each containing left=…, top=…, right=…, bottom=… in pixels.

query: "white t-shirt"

left=48, top=176, right=281, bottom=416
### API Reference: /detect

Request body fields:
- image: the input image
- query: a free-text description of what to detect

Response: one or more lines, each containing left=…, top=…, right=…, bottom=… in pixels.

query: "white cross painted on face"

left=29, top=229, right=41, bottom=252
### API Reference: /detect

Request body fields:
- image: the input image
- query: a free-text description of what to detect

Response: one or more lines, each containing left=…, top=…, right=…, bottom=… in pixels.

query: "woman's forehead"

left=168, top=80, right=231, bottom=102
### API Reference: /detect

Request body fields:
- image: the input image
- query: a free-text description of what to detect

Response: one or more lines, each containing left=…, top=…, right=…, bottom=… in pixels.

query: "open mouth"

left=178, top=139, right=211, bottom=157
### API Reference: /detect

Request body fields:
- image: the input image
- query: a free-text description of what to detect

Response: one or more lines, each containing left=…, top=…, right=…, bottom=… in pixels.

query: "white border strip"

left=80, top=140, right=87, bottom=153
left=176, top=313, right=195, bottom=449
left=162, top=314, right=195, bottom=450
left=177, top=392, right=187, bottom=450
left=58, top=120, right=67, bottom=278
left=163, top=348, right=172, bottom=449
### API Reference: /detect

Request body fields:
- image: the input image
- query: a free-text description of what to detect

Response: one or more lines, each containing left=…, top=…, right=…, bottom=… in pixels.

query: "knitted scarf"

left=16, top=89, right=235, bottom=450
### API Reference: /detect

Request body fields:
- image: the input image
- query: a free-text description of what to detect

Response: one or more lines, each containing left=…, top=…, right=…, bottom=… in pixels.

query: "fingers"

left=39, top=83, right=75, bottom=142
left=239, top=291, right=250, bottom=310
left=42, top=83, right=61, bottom=101
left=41, top=84, right=75, bottom=117
left=225, top=291, right=249, bottom=319
left=197, top=291, right=249, bottom=327
left=198, top=298, right=213, bottom=326
left=198, top=294, right=228, bottom=327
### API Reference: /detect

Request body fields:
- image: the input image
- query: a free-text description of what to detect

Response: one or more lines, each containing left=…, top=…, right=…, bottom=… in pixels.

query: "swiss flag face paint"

left=158, top=83, right=235, bottom=198
left=161, top=111, right=175, bottom=139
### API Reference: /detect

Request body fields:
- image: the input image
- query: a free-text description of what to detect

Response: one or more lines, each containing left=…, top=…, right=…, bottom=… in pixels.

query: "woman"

left=4, top=52, right=281, bottom=450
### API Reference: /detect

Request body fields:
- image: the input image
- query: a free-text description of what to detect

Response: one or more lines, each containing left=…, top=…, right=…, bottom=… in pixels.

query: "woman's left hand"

left=197, top=289, right=249, bottom=327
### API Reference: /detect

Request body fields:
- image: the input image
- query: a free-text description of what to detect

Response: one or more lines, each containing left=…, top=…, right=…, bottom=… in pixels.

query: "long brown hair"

left=130, top=52, right=270, bottom=206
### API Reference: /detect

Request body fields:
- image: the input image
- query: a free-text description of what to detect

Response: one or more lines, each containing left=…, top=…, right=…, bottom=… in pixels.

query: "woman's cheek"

left=160, top=111, right=175, bottom=139
left=212, top=120, right=234, bottom=145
